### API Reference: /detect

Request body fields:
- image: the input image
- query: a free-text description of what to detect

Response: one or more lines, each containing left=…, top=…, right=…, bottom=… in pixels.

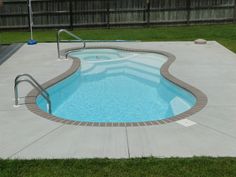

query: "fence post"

left=186, top=0, right=191, bottom=25
left=27, top=0, right=31, bottom=31
left=69, top=0, right=73, bottom=30
left=234, top=0, right=236, bottom=23
left=106, top=0, right=110, bottom=28
left=146, top=0, right=150, bottom=26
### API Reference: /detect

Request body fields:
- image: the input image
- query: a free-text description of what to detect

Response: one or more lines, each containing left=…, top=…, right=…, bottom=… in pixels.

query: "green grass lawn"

left=1, top=157, right=236, bottom=177
left=1, top=25, right=236, bottom=176
left=0, top=24, right=236, bottom=52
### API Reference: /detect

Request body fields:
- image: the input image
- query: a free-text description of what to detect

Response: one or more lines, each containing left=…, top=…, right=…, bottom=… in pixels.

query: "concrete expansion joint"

left=7, top=124, right=65, bottom=159
left=125, top=127, right=131, bottom=158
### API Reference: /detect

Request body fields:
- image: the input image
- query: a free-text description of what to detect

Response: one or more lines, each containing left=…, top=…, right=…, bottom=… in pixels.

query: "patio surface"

left=0, top=41, right=236, bottom=159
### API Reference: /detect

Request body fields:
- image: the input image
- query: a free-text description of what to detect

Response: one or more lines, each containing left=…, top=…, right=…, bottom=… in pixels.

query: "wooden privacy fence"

left=0, top=0, right=236, bottom=30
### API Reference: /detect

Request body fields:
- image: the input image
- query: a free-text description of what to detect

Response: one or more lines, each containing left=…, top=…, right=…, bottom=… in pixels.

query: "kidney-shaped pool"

left=34, top=48, right=205, bottom=125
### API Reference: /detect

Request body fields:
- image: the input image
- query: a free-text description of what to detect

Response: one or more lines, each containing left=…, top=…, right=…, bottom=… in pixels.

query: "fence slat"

left=69, top=0, right=73, bottom=29
left=186, top=0, right=191, bottom=24
left=146, top=0, right=150, bottom=26
left=234, top=0, right=236, bottom=22
left=0, top=0, right=235, bottom=29
left=106, top=0, right=110, bottom=28
left=27, top=0, right=30, bottom=31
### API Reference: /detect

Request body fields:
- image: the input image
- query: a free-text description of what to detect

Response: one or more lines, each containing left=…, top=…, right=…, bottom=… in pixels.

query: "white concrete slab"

left=12, top=126, right=128, bottom=159
left=0, top=42, right=236, bottom=158
left=127, top=123, right=236, bottom=158
left=0, top=110, right=62, bottom=158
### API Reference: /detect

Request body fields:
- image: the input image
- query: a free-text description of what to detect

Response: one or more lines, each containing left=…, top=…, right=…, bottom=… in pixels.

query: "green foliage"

left=0, top=157, right=236, bottom=177
left=0, top=24, right=235, bottom=52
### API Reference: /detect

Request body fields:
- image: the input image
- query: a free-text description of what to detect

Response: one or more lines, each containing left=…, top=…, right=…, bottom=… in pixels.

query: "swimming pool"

left=36, top=48, right=198, bottom=124
left=67, top=49, right=135, bottom=61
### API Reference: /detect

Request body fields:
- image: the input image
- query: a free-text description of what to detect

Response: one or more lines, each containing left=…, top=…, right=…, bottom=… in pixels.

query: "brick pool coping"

left=25, top=46, right=208, bottom=127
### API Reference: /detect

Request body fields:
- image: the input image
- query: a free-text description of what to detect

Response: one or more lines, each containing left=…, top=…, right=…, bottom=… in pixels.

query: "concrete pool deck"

left=0, top=42, right=236, bottom=159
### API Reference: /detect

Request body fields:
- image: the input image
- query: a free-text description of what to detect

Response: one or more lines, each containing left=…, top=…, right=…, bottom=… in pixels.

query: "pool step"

left=129, top=53, right=167, bottom=69
left=82, top=65, right=161, bottom=85
left=82, top=60, right=161, bottom=76
left=80, top=54, right=167, bottom=85
left=126, top=68, right=161, bottom=85
left=170, top=97, right=191, bottom=115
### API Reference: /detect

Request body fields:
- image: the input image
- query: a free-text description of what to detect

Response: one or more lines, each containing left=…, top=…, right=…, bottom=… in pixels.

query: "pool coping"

left=25, top=46, right=208, bottom=127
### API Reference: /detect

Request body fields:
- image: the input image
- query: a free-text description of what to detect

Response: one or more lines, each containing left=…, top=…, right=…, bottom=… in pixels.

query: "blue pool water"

left=68, top=49, right=134, bottom=61
left=37, top=49, right=196, bottom=123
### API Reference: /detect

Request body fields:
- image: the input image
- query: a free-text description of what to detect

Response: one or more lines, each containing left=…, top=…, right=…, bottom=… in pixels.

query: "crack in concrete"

left=8, top=124, right=65, bottom=159
left=197, top=121, right=236, bottom=140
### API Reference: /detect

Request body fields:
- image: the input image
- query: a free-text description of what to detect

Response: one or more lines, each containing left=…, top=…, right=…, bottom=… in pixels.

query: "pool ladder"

left=57, top=29, right=86, bottom=59
left=14, top=74, right=52, bottom=114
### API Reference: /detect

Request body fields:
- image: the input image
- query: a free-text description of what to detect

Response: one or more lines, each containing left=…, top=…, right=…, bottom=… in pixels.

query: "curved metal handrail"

left=15, top=74, right=49, bottom=98
left=14, top=74, right=52, bottom=114
left=57, top=29, right=86, bottom=59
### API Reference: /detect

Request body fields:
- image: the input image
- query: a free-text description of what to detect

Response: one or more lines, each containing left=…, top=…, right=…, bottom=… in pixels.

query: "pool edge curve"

left=26, top=46, right=208, bottom=127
